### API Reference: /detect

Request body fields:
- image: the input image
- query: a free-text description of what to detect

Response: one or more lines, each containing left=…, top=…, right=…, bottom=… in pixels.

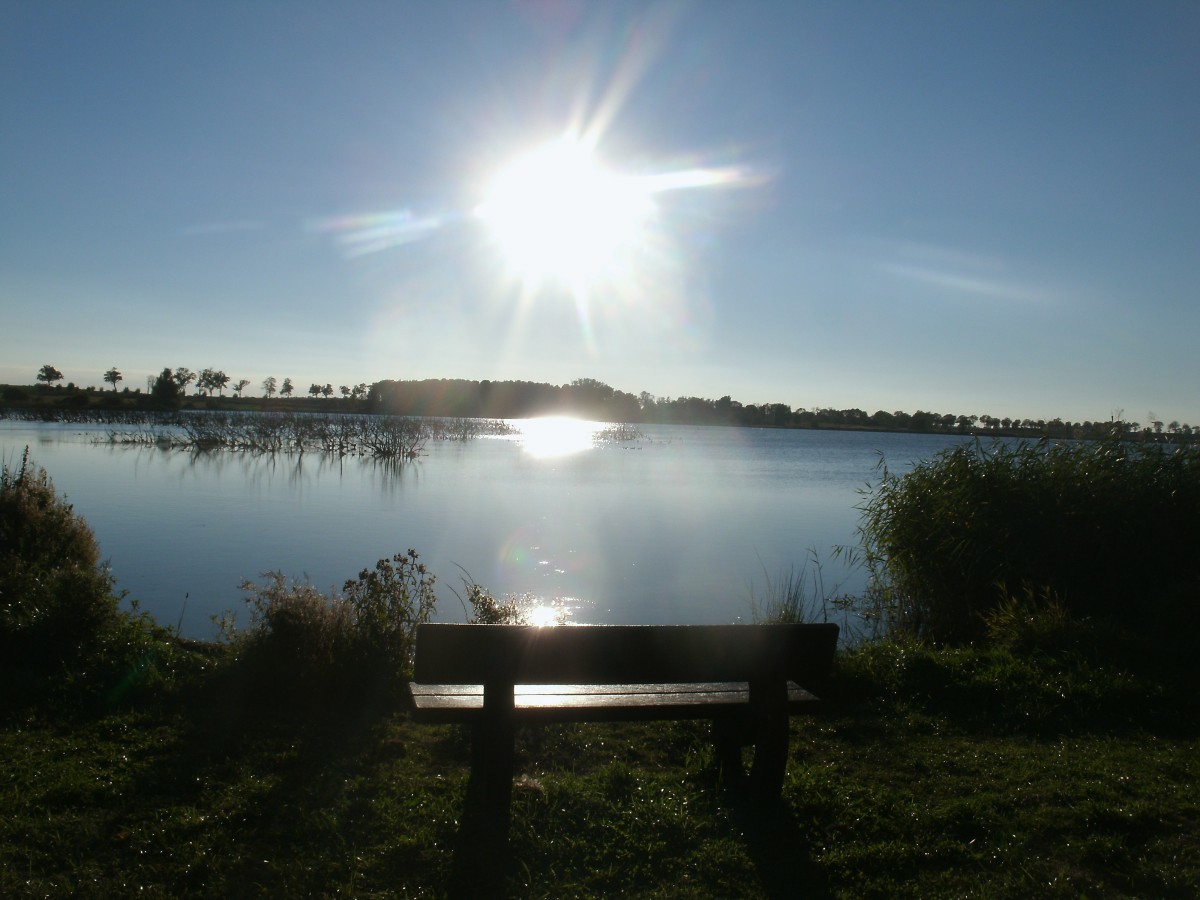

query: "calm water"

left=1, top=419, right=970, bottom=638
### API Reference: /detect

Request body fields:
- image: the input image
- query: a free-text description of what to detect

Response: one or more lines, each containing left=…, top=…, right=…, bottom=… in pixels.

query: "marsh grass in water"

left=90, top=411, right=515, bottom=458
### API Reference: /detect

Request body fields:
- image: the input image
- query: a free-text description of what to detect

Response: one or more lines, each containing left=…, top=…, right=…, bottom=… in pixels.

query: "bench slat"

left=412, top=623, right=839, bottom=685
left=409, top=680, right=820, bottom=724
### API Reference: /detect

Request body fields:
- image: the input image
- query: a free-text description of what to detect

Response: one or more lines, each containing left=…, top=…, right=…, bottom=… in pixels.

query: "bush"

left=230, top=550, right=437, bottom=709
left=0, top=449, right=196, bottom=709
left=857, top=439, right=1200, bottom=645
left=1, top=449, right=121, bottom=674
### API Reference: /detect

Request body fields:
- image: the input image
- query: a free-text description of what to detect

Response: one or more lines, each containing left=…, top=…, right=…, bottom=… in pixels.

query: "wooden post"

left=748, top=677, right=788, bottom=800
left=712, top=717, right=744, bottom=784
left=480, top=678, right=516, bottom=831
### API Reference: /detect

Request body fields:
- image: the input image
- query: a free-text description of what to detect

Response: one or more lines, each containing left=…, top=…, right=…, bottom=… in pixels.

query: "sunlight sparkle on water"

left=526, top=605, right=563, bottom=627
left=517, top=416, right=600, bottom=458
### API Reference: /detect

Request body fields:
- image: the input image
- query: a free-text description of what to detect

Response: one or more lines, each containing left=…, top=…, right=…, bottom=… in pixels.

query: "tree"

left=36, top=365, right=64, bottom=386
left=151, top=368, right=182, bottom=407
left=262, top=376, right=277, bottom=399
left=340, top=385, right=351, bottom=400
left=173, top=368, right=196, bottom=396
left=280, top=378, right=294, bottom=399
left=321, top=384, right=334, bottom=399
left=309, top=383, right=322, bottom=398
left=196, top=368, right=228, bottom=396
left=103, top=367, right=123, bottom=392
left=233, top=379, right=251, bottom=398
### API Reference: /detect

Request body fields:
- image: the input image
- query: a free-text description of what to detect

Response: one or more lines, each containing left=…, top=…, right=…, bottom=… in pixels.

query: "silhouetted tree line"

left=366, top=378, right=1195, bottom=441
left=8, top=368, right=1194, bottom=442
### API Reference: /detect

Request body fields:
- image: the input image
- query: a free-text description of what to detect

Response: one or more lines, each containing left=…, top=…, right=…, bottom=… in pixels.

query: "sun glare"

left=475, top=138, right=655, bottom=287
left=517, top=416, right=599, bottom=458
left=526, top=605, right=563, bottom=627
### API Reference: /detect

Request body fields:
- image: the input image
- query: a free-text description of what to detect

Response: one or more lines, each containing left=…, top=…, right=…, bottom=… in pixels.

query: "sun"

left=475, top=137, right=655, bottom=288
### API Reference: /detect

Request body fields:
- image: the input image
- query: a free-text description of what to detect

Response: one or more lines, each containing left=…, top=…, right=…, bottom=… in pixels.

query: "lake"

left=1, top=418, right=971, bottom=639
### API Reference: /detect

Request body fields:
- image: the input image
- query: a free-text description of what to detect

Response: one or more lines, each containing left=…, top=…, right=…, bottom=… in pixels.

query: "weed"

left=225, top=550, right=437, bottom=713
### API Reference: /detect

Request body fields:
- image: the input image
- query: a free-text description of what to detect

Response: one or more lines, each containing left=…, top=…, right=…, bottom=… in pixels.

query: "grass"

left=3, top=640, right=1197, bottom=898
left=4, top=441, right=1198, bottom=896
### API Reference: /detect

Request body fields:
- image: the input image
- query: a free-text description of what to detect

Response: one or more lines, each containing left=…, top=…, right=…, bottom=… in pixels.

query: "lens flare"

left=475, top=137, right=656, bottom=288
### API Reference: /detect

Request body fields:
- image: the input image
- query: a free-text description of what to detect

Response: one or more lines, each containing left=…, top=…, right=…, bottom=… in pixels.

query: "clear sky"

left=2, top=1, right=1197, bottom=425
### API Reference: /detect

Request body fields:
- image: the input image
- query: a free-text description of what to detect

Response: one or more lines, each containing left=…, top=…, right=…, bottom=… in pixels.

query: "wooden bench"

left=407, top=623, right=839, bottom=823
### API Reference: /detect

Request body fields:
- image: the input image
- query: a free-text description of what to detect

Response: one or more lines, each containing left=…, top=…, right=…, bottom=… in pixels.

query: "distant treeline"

left=367, top=377, right=1195, bottom=441
left=4, top=377, right=1194, bottom=442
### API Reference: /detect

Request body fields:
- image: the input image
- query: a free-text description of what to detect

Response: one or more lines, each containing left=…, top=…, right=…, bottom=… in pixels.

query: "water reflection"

left=514, top=416, right=601, bottom=458
left=0, top=419, right=972, bottom=639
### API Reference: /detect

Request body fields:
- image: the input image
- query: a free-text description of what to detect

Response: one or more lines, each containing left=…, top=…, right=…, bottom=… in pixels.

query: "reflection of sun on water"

left=526, top=605, right=562, bottom=627
left=519, top=416, right=599, bottom=458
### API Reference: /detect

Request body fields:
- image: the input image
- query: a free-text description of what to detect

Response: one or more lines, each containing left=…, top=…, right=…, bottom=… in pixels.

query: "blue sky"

left=2, top=1, right=1197, bottom=425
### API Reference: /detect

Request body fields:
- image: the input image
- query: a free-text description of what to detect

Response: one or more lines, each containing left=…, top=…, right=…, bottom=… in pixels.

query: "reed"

left=855, top=438, right=1200, bottom=646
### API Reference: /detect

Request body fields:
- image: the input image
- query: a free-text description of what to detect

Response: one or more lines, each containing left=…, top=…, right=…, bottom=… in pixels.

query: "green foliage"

left=36, top=364, right=63, bottom=385
left=1, top=449, right=119, bottom=669
left=150, top=367, right=182, bottom=408
left=4, top=638, right=1198, bottom=897
left=0, top=449, right=203, bottom=710
left=749, top=563, right=815, bottom=624
left=230, top=550, right=437, bottom=710
left=340, top=548, right=437, bottom=677
left=857, top=438, right=1200, bottom=645
left=748, top=550, right=854, bottom=626
left=459, top=579, right=527, bottom=624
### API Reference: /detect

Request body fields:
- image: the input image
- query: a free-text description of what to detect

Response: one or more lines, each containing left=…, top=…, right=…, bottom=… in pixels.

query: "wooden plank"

left=408, top=680, right=821, bottom=724
left=412, top=623, right=839, bottom=686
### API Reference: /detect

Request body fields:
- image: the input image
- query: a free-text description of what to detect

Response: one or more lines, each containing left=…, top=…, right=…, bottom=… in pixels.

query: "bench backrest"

left=412, top=623, right=839, bottom=686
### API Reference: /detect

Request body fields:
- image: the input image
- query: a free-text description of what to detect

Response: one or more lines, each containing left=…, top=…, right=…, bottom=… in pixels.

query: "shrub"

left=341, top=549, right=437, bottom=681
left=231, top=550, right=437, bottom=709
left=0, top=448, right=196, bottom=709
left=1, top=448, right=121, bottom=675
left=857, top=439, right=1200, bottom=645
left=461, top=581, right=527, bottom=624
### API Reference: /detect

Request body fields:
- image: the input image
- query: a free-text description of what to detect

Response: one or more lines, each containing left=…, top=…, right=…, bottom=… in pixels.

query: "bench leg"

left=748, top=679, right=788, bottom=801
left=713, top=718, right=744, bottom=783
left=470, top=681, right=517, bottom=835
left=479, top=718, right=515, bottom=824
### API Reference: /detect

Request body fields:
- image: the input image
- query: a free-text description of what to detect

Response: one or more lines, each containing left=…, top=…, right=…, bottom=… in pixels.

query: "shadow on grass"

left=828, top=638, right=1200, bottom=742
left=729, top=792, right=831, bottom=899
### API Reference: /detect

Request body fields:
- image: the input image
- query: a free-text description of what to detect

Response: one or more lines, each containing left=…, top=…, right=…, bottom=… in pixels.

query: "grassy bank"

left=4, top=439, right=1198, bottom=896
left=3, top=639, right=1198, bottom=897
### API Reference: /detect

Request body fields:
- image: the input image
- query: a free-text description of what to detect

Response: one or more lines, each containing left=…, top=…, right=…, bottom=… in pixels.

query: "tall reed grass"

left=855, top=438, right=1200, bottom=646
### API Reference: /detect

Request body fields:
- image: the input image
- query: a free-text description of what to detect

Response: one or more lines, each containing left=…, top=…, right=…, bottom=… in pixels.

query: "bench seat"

left=410, top=680, right=821, bottom=723
left=406, top=622, right=838, bottom=827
